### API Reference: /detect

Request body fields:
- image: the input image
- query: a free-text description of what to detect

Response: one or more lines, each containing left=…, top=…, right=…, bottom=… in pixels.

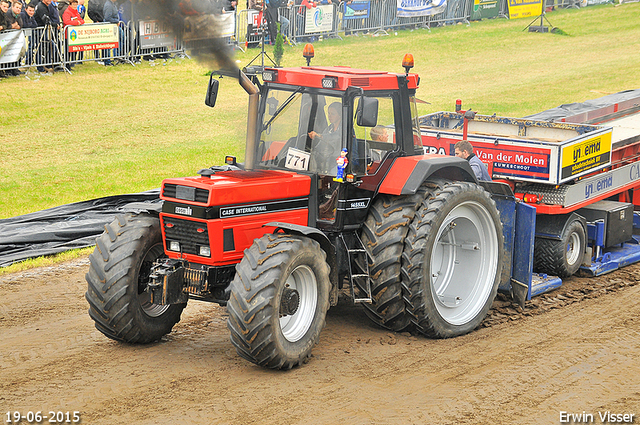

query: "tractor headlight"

left=169, top=241, right=181, bottom=252
left=262, top=69, right=278, bottom=82
left=199, top=246, right=211, bottom=257
left=322, top=77, right=338, bottom=89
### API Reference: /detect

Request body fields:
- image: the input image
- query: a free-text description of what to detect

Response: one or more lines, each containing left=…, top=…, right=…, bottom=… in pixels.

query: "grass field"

left=1, top=3, right=639, bottom=221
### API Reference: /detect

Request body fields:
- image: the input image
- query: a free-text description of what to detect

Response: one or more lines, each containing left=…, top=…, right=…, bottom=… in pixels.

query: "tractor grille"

left=163, top=184, right=209, bottom=203
left=163, top=217, right=210, bottom=256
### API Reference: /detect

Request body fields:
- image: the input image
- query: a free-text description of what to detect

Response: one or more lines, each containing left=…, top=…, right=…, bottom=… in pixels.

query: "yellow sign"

left=561, top=132, right=612, bottom=179
left=507, top=0, right=543, bottom=19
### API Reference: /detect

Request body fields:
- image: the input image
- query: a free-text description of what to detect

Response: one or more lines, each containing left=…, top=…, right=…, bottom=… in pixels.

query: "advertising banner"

left=396, top=0, right=447, bottom=17
left=560, top=132, right=612, bottom=180
left=139, top=20, right=174, bottom=48
left=421, top=136, right=553, bottom=182
left=67, top=23, right=119, bottom=52
left=0, top=30, right=26, bottom=64
left=470, top=0, right=500, bottom=20
left=507, top=0, right=543, bottom=19
left=215, top=13, right=236, bottom=38
left=344, top=1, right=371, bottom=19
left=305, top=5, right=334, bottom=33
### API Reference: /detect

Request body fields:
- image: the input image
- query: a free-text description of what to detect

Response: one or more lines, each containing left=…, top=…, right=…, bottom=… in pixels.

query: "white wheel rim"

left=280, top=265, right=318, bottom=342
left=566, top=232, right=581, bottom=266
left=430, top=200, right=499, bottom=325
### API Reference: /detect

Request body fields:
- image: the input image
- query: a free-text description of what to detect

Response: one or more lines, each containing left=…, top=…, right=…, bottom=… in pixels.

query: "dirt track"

left=1, top=257, right=639, bottom=425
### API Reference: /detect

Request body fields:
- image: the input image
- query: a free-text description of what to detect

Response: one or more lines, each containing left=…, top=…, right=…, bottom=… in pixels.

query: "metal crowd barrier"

left=64, top=21, right=133, bottom=67
left=0, top=26, right=64, bottom=74
left=1, top=20, right=208, bottom=74
left=0, top=0, right=601, bottom=75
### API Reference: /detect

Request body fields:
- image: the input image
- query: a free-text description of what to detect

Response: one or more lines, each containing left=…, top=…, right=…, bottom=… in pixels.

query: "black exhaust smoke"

left=141, top=0, right=240, bottom=74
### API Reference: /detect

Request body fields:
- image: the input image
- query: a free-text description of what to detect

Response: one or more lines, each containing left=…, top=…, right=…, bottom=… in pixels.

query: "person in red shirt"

left=62, top=0, right=84, bottom=70
left=62, top=0, right=83, bottom=25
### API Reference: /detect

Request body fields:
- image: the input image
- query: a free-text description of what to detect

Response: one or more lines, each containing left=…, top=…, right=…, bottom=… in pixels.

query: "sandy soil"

left=1, top=257, right=639, bottom=425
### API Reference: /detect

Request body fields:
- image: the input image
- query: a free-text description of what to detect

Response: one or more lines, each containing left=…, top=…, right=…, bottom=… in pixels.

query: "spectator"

left=76, top=0, right=85, bottom=18
left=87, top=0, right=105, bottom=22
left=102, top=0, right=119, bottom=65
left=264, top=0, right=279, bottom=43
left=119, top=0, right=132, bottom=23
left=75, top=0, right=85, bottom=59
left=264, top=0, right=288, bottom=43
left=20, top=1, right=36, bottom=27
left=102, top=0, right=117, bottom=22
left=62, top=0, right=84, bottom=70
left=34, top=0, right=60, bottom=72
left=0, top=0, right=10, bottom=31
left=5, top=0, right=23, bottom=29
left=294, top=0, right=314, bottom=41
left=454, top=140, right=492, bottom=181
left=34, top=0, right=59, bottom=28
left=47, top=0, right=61, bottom=27
left=21, top=2, right=37, bottom=68
left=3, top=1, right=24, bottom=75
left=57, top=0, right=69, bottom=16
left=0, top=0, right=9, bottom=78
left=63, top=0, right=84, bottom=26
left=222, top=0, right=237, bottom=12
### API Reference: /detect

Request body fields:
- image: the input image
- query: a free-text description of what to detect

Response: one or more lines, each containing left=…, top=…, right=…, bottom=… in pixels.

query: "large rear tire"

left=226, top=234, right=331, bottom=369
left=360, top=192, right=425, bottom=331
left=403, top=181, right=503, bottom=338
left=534, top=219, right=586, bottom=278
left=85, top=213, right=186, bottom=343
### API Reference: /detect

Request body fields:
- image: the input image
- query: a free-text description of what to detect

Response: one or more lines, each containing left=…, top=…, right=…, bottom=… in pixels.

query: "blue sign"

left=344, top=1, right=370, bottom=20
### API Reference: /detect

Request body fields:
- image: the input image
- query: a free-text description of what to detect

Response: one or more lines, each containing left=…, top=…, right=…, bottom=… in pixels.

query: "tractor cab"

left=247, top=65, right=423, bottom=229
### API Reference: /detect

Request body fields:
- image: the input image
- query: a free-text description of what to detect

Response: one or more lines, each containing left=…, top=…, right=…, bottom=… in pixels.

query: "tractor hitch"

left=149, top=258, right=236, bottom=305
left=148, top=259, right=190, bottom=305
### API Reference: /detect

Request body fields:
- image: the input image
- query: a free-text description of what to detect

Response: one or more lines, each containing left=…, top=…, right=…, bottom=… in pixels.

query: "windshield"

left=256, top=89, right=343, bottom=176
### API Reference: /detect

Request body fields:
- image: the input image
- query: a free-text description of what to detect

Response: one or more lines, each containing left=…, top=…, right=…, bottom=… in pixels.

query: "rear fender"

left=377, top=155, right=476, bottom=196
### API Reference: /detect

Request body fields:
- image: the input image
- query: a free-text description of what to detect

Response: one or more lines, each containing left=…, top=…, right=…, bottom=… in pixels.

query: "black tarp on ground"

left=0, top=191, right=161, bottom=268
left=525, top=89, right=640, bottom=122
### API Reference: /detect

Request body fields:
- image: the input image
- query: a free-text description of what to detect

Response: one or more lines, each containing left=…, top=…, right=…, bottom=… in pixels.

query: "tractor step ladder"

left=339, top=233, right=373, bottom=303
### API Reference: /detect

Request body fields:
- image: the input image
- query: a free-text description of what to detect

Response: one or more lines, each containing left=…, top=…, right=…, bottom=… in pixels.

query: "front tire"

left=85, top=213, right=186, bottom=343
left=403, top=181, right=503, bottom=338
left=226, top=234, right=331, bottom=369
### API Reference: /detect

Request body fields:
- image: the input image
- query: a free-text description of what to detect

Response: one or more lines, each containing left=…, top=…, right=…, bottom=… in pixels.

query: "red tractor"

left=86, top=52, right=506, bottom=369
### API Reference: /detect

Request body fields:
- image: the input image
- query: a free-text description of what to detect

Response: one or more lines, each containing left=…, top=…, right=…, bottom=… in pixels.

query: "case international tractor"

left=85, top=50, right=511, bottom=369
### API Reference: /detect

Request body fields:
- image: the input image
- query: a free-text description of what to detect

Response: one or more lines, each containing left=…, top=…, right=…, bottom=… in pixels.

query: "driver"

left=308, top=102, right=343, bottom=174
left=308, top=102, right=342, bottom=146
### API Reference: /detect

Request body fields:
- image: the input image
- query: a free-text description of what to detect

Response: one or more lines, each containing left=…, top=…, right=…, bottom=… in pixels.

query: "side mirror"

left=205, top=75, right=219, bottom=107
left=357, top=96, right=378, bottom=127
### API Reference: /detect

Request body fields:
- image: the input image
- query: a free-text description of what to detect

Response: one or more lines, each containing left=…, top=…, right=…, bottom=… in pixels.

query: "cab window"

left=352, top=95, right=397, bottom=175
